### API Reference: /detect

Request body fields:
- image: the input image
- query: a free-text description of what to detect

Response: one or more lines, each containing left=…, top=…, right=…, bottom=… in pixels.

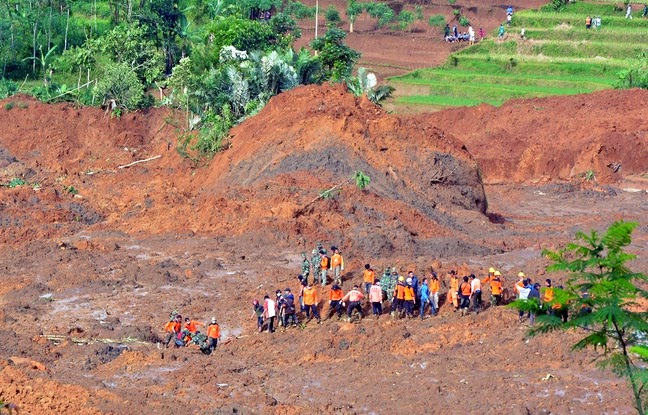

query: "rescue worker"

left=263, top=294, right=277, bottom=333
left=283, top=288, right=298, bottom=327
left=369, top=280, right=383, bottom=318
left=447, top=270, right=460, bottom=312
left=184, top=317, right=204, bottom=337
left=163, top=314, right=182, bottom=348
left=542, top=278, right=554, bottom=313
left=404, top=278, right=415, bottom=319
left=310, top=248, right=321, bottom=284
left=419, top=278, right=434, bottom=319
left=380, top=267, right=397, bottom=302
left=485, top=271, right=503, bottom=306
left=429, top=272, right=440, bottom=315
left=330, top=247, right=345, bottom=286
left=391, top=276, right=407, bottom=318
left=302, top=282, right=321, bottom=323
left=301, top=252, right=310, bottom=285
left=327, top=284, right=344, bottom=320
left=342, top=285, right=364, bottom=321
left=515, top=272, right=526, bottom=299
left=319, top=250, right=330, bottom=287
left=207, top=317, right=220, bottom=353
left=250, top=300, right=264, bottom=333
left=298, top=278, right=307, bottom=312
left=363, top=264, right=375, bottom=297
left=408, top=271, right=420, bottom=308
left=469, top=274, right=482, bottom=313
left=459, top=276, right=472, bottom=316
left=276, top=290, right=286, bottom=327
left=517, top=279, right=532, bottom=322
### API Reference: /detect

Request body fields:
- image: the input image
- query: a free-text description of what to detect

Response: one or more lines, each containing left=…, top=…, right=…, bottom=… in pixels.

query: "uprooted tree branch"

left=293, top=171, right=370, bottom=218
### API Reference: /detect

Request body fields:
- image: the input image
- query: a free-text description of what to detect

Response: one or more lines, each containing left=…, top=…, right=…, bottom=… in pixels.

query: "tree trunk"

left=32, top=22, right=38, bottom=73
left=64, top=7, right=70, bottom=51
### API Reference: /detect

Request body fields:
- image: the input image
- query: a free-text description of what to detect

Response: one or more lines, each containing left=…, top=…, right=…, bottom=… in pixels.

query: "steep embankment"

left=0, top=86, right=490, bottom=258
left=424, top=88, right=648, bottom=184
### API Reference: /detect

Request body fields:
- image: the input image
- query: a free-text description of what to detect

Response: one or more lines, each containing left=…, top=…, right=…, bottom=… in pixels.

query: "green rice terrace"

left=389, top=1, right=648, bottom=112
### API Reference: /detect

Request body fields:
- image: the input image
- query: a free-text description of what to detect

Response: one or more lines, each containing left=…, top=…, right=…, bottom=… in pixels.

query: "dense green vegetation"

left=0, top=0, right=412, bottom=157
left=390, top=0, right=648, bottom=110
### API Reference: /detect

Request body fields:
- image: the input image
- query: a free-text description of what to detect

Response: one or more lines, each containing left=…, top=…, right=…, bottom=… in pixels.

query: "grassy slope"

left=389, top=1, right=646, bottom=110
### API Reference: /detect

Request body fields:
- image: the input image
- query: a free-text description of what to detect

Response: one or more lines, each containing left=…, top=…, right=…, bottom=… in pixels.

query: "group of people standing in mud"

left=251, top=243, right=569, bottom=333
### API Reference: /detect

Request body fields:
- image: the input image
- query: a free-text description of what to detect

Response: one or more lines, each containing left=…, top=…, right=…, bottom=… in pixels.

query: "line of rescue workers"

left=162, top=243, right=568, bottom=353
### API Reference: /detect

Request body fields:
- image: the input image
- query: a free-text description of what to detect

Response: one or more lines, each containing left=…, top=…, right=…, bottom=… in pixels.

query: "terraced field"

left=389, top=1, right=647, bottom=111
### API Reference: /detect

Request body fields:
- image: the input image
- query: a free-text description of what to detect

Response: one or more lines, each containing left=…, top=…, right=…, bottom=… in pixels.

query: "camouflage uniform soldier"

left=301, top=252, right=310, bottom=285
left=380, top=268, right=395, bottom=302
left=310, top=246, right=321, bottom=284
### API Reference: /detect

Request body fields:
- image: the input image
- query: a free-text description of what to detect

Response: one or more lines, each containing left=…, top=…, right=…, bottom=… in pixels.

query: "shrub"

left=94, top=62, right=144, bottom=110
left=459, top=15, right=470, bottom=27
left=4, top=102, right=15, bottom=111
left=326, top=5, right=342, bottom=24
left=448, top=0, right=457, bottom=4
left=415, top=6, right=424, bottom=21
left=453, top=9, right=460, bottom=17
left=428, top=14, right=446, bottom=27
left=365, top=2, right=395, bottom=28
left=285, top=0, right=316, bottom=19
left=0, top=79, right=18, bottom=99
left=397, top=11, right=416, bottom=31
left=616, top=51, right=648, bottom=89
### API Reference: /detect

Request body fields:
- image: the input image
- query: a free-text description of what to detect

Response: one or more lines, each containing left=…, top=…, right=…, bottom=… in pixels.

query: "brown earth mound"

left=0, top=86, right=493, bottom=259
left=424, top=88, right=648, bottom=184
left=194, top=83, right=490, bottom=257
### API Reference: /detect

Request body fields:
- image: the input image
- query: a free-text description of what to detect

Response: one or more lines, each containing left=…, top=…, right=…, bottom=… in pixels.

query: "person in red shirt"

left=207, top=317, right=220, bottom=353
left=342, top=285, right=365, bottom=321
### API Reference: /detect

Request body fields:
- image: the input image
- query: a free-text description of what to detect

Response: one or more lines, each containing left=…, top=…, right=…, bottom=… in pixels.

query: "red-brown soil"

left=0, top=82, right=646, bottom=414
left=422, top=88, right=648, bottom=184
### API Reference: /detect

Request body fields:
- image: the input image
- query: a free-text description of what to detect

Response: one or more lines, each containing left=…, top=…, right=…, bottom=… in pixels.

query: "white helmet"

left=406, top=277, right=413, bottom=284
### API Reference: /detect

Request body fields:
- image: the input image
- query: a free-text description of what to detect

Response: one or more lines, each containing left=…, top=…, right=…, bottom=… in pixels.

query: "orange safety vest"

left=363, top=269, right=375, bottom=284
left=330, top=288, right=344, bottom=301
left=404, top=286, right=415, bottom=301
left=303, top=287, right=319, bottom=305
left=207, top=324, right=220, bottom=339
left=490, top=278, right=503, bottom=295
left=320, top=257, right=330, bottom=270
left=331, top=253, right=344, bottom=268
left=450, top=277, right=459, bottom=291
left=460, top=282, right=471, bottom=296
left=394, top=284, right=406, bottom=300
left=429, top=279, right=440, bottom=293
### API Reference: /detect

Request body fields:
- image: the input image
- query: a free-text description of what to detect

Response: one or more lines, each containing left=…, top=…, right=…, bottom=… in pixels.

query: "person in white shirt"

left=470, top=274, right=482, bottom=312
left=263, top=295, right=276, bottom=333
